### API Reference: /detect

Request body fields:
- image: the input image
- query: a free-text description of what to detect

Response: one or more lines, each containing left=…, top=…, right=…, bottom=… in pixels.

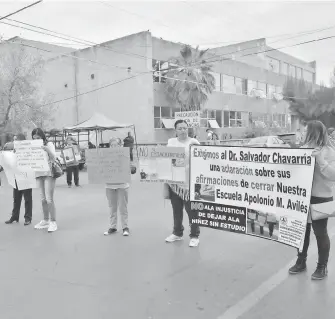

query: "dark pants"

left=12, top=187, right=32, bottom=221
left=299, top=196, right=332, bottom=265
left=66, top=165, right=79, bottom=186
left=268, top=222, right=275, bottom=237
left=169, top=187, right=200, bottom=238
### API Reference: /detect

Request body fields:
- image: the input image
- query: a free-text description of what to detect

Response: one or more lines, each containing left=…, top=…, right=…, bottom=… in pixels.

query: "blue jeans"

left=37, top=176, right=56, bottom=221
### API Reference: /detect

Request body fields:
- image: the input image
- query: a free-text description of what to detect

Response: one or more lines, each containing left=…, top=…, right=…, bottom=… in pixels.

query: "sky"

left=1, top=0, right=335, bottom=85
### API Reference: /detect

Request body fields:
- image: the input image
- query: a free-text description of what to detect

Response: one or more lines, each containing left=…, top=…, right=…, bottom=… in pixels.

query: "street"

left=0, top=171, right=334, bottom=319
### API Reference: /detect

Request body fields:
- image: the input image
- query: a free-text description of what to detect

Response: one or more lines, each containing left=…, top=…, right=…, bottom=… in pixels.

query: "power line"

left=0, top=1, right=43, bottom=21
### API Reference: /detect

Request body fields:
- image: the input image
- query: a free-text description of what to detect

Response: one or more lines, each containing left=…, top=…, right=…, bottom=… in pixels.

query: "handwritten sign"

left=86, top=148, right=130, bottom=184
left=175, top=111, right=201, bottom=128
left=14, top=140, right=49, bottom=171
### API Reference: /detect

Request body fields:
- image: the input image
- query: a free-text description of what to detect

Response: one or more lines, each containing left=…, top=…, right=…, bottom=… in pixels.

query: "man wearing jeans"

left=165, top=120, right=201, bottom=247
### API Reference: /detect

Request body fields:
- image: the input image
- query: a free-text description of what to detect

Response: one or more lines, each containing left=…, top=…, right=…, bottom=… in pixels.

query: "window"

left=235, top=77, right=242, bottom=94
left=91, top=74, right=95, bottom=80
left=221, top=74, right=235, bottom=93
left=281, top=62, right=288, bottom=75
left=154, top=106, right=173, bottom=128
left=272, top=114, right=286, bottom=128
left=304, top=70, right=314, bottom=83
left=200, top=110, right=220, bottom=128
left=247, top=80, right=257, bottom=95
left=266, top=57, right=280, bottom=73
left=267, top=84, right=276, bottom=98
left=216, top=110, right=222, bottom=127
left=223, top=111, right=249, bottom=127
left=210, top=72, right=221, bottom=91
left=296, top=67, right=302, bottom=79
left=257, top=82, right=267, bottom=95
left=288, top=65, right=296, bottom=78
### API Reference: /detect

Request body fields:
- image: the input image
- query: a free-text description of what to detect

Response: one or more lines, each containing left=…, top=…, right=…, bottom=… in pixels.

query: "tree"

left=0, top=42, right=55, bottom=137
left=164, top=45, right=216, bottom=111
left=284, top=77, right=335, bottom=127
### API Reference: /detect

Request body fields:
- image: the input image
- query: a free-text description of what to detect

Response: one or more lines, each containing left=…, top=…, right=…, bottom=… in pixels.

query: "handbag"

left=51, top=159, right=64, bottom=179
left=310, top=201, right=335, bottom=220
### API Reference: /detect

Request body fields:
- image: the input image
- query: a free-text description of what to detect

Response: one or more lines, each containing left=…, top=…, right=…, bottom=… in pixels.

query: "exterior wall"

left=44, top=32, right=154, bottom=143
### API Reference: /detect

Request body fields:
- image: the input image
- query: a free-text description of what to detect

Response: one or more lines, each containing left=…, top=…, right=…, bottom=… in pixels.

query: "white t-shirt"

left=167, top=137, right=200, bottom=187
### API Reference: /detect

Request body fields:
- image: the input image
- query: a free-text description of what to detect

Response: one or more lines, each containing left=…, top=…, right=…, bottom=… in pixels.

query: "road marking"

left=217, top=225, right=335, bottom=319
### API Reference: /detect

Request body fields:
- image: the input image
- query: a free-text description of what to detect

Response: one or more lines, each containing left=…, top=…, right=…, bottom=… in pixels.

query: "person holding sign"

left=165, top=120, right=201, bottom=247
left=3, top=134, right=33, bottom=226
left=289, top=121, right=335, bottom=280
left=104, top=137, right=132, bottom=237
left=63, top=137, right=80, bottom=187
left=31, top=128, right=58, bottom=233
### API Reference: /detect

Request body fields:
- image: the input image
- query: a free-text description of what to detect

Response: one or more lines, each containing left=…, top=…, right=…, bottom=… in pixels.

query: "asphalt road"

left=0, top=172, right=334, bottom=319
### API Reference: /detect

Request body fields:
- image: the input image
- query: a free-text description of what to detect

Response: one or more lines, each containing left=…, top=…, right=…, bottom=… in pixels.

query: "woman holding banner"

left=32, top=128, right=58, bottom=233
left=165, top=119, right=201, bottom=247
left=289, top=120, right=335, bottom=280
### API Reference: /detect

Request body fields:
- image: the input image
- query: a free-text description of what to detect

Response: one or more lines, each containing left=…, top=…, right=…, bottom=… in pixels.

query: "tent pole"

left=95, top=129, right=98, bottom=148
left=132, top=125, right=139, bottom=161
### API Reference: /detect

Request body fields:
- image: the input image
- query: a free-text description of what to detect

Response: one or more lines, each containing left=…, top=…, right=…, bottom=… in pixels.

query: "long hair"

left=31, top=128, right=47, bottom=145
left=303, top=120, right=328, bottom=148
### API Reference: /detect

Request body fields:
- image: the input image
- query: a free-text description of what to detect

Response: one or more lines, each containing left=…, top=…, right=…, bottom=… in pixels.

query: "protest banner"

left=175, top=111, right=201, bottom=128
left=85, top=148, right=130, bottom=184
left=135, top=145, right=185, bottom=183
left=14, top=140, right=49, bottom=171
left=189, top=145, right=315, bottom=249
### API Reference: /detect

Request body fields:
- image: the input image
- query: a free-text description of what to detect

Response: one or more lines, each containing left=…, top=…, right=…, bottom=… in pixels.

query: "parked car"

left=247, top=136, right=291, bottom=148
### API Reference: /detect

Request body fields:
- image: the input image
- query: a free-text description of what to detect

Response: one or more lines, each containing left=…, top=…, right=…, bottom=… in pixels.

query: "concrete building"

left=1, top=32, right=317, bottom=143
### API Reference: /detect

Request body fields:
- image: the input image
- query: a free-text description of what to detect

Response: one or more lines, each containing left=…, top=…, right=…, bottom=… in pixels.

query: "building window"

left=288, top=65, right=296, bottom=78
left=272, top=114, right=286, bottom=128
left=304, top=70, right=314, bottom=83
left=91, top=74, right=95, bottom=79
left=223, top=111, right=249, bottom=127
left=154, top=106, right=174, bottom=128
left=200, top=110, right=220, bottom=128
left=209, top=72, right=221, bottom=91
left=267, top=84, right=276, bottom=98
left=296, top=67, right=302, bottom=79
left=247, top=80, right=258, bottom=95
left=266, top=57, right=280, bottom=73
left=235, top=77, right=242, bottom=94
left=281, top=62, right=288, bottom=75
left=257, top=82, right=267, bottom=95
left=221, top=74, right=236, bottom=93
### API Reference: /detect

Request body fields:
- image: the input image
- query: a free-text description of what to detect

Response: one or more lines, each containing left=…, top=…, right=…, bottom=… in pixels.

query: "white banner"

left=175, top=111, right=201, bottom=128
left=189, top=145, right=315, bottom=249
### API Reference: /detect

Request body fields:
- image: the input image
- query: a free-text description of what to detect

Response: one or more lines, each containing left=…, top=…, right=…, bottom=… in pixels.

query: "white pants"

left=105, top=188, right=129, bottom=229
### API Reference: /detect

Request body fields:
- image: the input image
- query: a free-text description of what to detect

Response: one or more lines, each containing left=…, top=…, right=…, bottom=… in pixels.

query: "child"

left=104, top=137, right=133, bottom=237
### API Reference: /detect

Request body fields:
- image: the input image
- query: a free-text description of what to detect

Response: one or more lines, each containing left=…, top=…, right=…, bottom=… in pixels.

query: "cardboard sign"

left=86, top=148, right=130, bottom=184
left=175, top=111, right=201, bottom=128
left=14, top=140, right=49, bottom=171
left=61, top=147, right=77, bottom=166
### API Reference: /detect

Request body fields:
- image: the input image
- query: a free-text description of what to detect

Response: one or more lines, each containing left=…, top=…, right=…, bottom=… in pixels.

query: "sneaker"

left=24, top=219, right=31, bottom=226
left=123, top=228, right=130, bottom=236
left=165, top=234, right=183, bottom=243
left=311, top=263, right=328, bottom=280
left=48, top=221, right=58, bottom=232
left=289, top=257, right=307, bottom=274
left=189, top=238, right=200, bottom=247
left=34, top=220, right=50, bottom=229
left=5, top=217, right=19, bottom=224
left=104, top=228, right=117, bottom=236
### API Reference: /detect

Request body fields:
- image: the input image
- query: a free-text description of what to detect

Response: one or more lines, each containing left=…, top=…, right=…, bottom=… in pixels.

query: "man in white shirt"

left=165, top=119, right=201, bottom=247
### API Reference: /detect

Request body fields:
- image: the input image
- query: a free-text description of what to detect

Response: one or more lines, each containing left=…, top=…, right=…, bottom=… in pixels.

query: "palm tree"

left=164, top=45, right=216, bottom=111
left=284, top=78, right=335, bottom=127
